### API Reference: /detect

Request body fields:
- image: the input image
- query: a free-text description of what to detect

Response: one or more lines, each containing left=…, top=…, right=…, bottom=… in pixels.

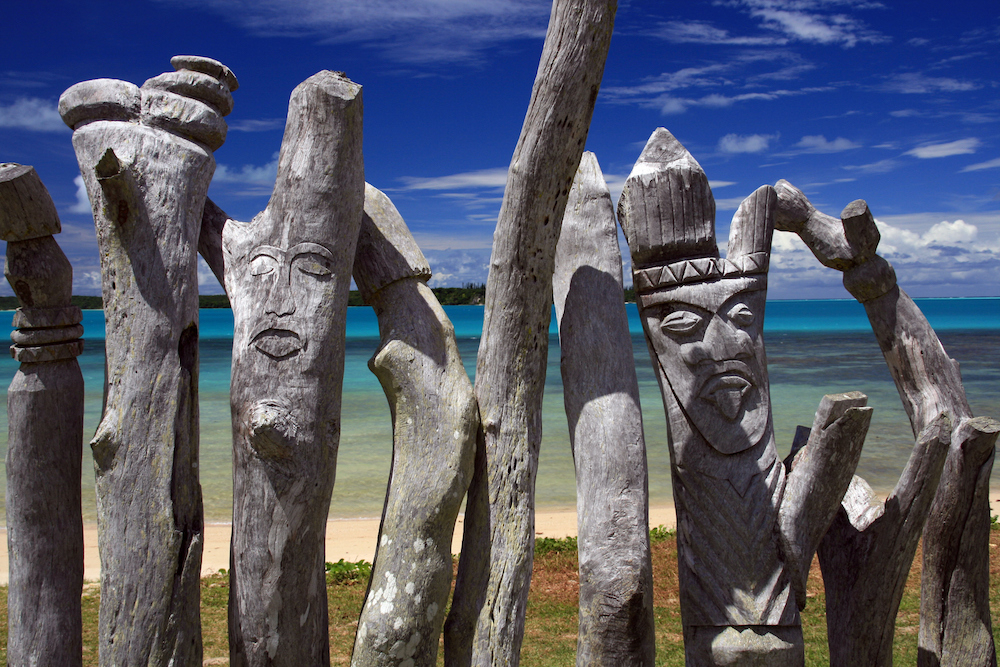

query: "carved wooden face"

left=643, top=277, right=770, bottom=454
left=245, top=241, right=337, bottom=362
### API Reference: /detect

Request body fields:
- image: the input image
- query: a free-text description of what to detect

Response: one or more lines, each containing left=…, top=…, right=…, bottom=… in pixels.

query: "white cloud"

left=651, top=20, right=785, bottom=45
left=718, top=133, right=777, bottom=154
left=602, top=51, right=819, bottom=116
left=715, top=196, right=752, bottom=211
left=0, top=97, right=66, bottom=132
left=227, top=118, right=285, bottom=132
left=399, top=168, right=508, bottom=191
left=156, top=0, right=550, bottom=65
left=882, top=73, right=979, bottom=94
left=213, top=152, right=280, bottom=184
left=424, top=247, right=493, bottom=286
left=794, top=135, right=861, bottom=152
left=198, top=256, right=226, bottom=294
left=961, top=157, right=1000, bottom=173
left=844, top=158, right=899, bottom=173
left=768, top=217, right=1000, bottom=298
left=906, top=139, right=980, bottom=159
left=734, top=0, right=888, bottom=48
left=68, top=175, right=92, bottom=214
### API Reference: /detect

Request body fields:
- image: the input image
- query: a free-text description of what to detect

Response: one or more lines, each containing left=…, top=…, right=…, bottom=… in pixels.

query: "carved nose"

left=680, top=315, right=753, bottom=365
left=263, top=275, right=296, bottom=317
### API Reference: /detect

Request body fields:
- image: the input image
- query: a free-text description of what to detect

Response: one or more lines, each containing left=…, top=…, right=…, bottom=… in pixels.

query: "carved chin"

left=684, top=373, right=768, bottom=455
left=252, top=328, right=302, bottom=360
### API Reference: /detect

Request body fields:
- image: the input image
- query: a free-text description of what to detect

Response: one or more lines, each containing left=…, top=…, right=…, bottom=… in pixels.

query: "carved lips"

left=251, top=328, right=302, bottom=360
left=700, top=373, right=752, bottom=420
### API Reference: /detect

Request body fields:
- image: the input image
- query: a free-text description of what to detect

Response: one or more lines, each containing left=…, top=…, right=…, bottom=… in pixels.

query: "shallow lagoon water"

left=0, top=297, right=997, bottom=523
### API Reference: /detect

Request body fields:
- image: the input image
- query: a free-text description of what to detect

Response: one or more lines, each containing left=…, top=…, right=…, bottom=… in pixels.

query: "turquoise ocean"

left=1, top=297, right=998, bottom=524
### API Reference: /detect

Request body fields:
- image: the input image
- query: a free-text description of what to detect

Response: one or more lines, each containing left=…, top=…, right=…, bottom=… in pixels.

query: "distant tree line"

left=0, top=284, right=635, bottom=310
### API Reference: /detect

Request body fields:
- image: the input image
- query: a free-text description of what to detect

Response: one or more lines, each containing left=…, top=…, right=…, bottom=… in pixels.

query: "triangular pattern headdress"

left=617, top=128, right=775, bottom=298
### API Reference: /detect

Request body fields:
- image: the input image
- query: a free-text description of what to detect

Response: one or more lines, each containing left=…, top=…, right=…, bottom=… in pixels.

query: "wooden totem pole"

left=618, top=129, right=871, bottom=665
left=1, top=163, right=85, bottom=666
left=618, top=128, right=802, bottom=664
left=59, top=55, right=238, bottom=664
left=221, top=71, right=363, bottom=666
left=552, top=152, right=655, bottom=665
left=350, top=184, right=478, bottom=666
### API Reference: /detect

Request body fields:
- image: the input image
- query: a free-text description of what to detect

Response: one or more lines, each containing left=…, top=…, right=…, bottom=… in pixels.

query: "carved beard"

left=666, top=352, right=770, bottom=455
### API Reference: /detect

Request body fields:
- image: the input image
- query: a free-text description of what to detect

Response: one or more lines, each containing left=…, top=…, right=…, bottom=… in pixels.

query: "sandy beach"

left=0, top=505, right=677, bottom=585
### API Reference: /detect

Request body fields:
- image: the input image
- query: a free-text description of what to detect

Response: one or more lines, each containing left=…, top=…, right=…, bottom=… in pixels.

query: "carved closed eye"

left=660, top=310, right=703, bottom=335
left=293, top=253, right=334, bottom=278
left=728, top=303, right=755, bottom=327
left=250, top=254, right=278, bottom=277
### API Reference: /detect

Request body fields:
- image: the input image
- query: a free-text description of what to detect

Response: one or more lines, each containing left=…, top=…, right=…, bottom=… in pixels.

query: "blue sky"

left=2, top=0, right=997, bottom=299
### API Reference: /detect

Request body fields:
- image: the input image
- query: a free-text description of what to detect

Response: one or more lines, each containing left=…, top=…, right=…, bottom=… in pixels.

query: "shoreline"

left=0, top=505, right=679, bottom=585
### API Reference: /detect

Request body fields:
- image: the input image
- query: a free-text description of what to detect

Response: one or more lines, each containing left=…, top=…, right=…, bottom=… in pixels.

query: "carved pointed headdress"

left=617, top=128, right=775, bottom=306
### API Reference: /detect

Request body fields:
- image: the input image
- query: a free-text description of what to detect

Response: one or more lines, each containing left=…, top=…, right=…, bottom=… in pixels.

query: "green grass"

left=1, top=528, right=998, bottom=665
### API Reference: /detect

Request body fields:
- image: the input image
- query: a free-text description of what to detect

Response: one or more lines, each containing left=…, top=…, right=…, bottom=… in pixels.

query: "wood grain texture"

left=0, top=164, right=61, bottom=241
left=350, top=185, right=477, bottom=667
left=552, top=152, right=654, bottom=665
left=620, top=129, right=803, bottom=665
left=778, top=392, right=871, bottom=611
left=2, top=167, right=84, bottom=667
left=223, top=71, right=363, bottom=666
left=774, top=181, right=998, bottom=667
left=445, top=1, right=616, bottom=664
left=818, top=417, right=952, bottom=666
left=59, top=56, right=235, bottom=665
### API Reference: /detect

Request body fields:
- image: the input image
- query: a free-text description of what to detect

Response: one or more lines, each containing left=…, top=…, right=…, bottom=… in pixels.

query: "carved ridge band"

left=11, top=339, right=84, bottom=363
left=12, top=306, right=83, bottom=330
left=633, top=251, right=769, bottom=294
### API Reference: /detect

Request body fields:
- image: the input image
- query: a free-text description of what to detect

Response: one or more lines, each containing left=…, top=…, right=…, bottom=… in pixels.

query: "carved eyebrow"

left=288, top=242, right=334, bottom=262
left=250, top=245, right=283, bottom=261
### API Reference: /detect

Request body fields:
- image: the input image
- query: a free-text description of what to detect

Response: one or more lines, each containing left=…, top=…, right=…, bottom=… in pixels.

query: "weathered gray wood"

left=778, top=392, right=871, bottom=610
left=920, top=417, right=999, bottom=667
left=0, top=163, right=61, bottom=241
left=222, top=70, right=363, bottom=666
left=619, top=128, right=804, bottom=665
left=817, top=416, right=952, bottom=666
left=444, top=1, right=616, bottom=664
left=775, top=181, right=998, bottom=666
left=2, top=164, right=84, bottom=667
left=552, top=151, right=654, bottom=665
left=59, top=56, right=236, bottom=665
left=350, top=184, right=477, bottom=667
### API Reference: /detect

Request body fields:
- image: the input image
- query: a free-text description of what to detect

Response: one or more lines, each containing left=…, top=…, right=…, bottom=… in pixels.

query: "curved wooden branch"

left=350, top=184, right=477, bottom=667
left=775, top=180, right=998, bottom=667
left=446, top=1, right=616, bottom=664
left=553, top=152, right=654, bottom=665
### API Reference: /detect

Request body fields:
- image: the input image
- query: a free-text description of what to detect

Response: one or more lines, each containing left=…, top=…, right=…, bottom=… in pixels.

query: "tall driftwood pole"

left=445, top=1, right=616, bottom=664
left=350, top=184, right=478, bottom=667
left=1, top=163, right=85, bottom=666
left=223, top=71, right=363, bottom=666
left=59, top=56, right=237, bottom=664
left=552, top=152, right=654, bottom=665
left=774, top=181, right=999, bottom=666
